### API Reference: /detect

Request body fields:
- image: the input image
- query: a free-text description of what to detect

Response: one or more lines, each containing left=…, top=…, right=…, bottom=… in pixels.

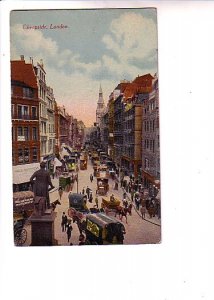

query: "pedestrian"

left=94, top=196, right=99, bottom=208
left=90, top=174, right=93, bottom=182
left=61, top=212, right=67, bottom=232
left=123, top=198, right=128, bottom=208
left=82, top=187, right=85, bottom=194
left=135, top=193, right=140, bottom=210
left=89, top=190, right=93, bottom=203
left=58, top=186, right=63, bottom=200
left=123, top=192, right=127, bottom=200
left=131, top=190, right=135, bottom=202
left=140, top=205, right=146, bottom=219
left=86, top=186, right=90, bottom=199
left=66, top=221, right=73, bottom=243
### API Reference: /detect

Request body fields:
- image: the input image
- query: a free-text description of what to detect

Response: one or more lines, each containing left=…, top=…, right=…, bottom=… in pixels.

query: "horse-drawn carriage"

left=96, top=178, right=109, bottom=196
left=13, top=191, right=34, bottom=246
left=101, top=196, right=121, bottom=209
left=68, top=192, right=88, bottom=212
left=80, top=155, right=87, bottom=170
left=84, top=213, right=126, bottom=245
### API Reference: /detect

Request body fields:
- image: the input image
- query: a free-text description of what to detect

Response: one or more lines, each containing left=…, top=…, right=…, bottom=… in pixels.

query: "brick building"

left=11, top=57, right=40, bottom=166
left=11, top=57, right=40, bottom=191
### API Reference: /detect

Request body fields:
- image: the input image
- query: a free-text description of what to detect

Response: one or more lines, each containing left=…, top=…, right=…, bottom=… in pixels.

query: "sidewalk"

left=121, top=187, right=161, bottom=227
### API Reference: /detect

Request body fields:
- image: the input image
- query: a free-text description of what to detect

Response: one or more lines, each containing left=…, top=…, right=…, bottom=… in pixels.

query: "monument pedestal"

left=29, top=209, right=58, bottom=246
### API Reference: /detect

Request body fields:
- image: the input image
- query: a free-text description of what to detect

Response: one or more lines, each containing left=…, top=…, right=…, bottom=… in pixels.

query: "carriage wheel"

left=14, top=228, right=27, bottom=246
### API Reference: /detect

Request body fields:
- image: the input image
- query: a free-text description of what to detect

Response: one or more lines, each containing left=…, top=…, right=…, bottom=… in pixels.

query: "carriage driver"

left=30, top=161, right=55, bottom=209
left=110, top=194, right=115, bottom=203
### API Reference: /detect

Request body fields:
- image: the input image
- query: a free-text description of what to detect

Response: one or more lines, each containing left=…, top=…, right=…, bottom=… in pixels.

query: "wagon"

left=68, top=193, right=88, bottom=212
left=14, top=217, right=27, bottom=246
left=84, top=213, right=126, bottom=245
left=96, top=178, right=109, bottom=195
left=101, top=196, right=121, bottom=209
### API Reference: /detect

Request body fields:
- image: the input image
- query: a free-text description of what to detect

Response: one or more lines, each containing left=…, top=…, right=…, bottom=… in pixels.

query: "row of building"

left=11, top=56, right=85, bottom=172
left=90, top=73, right=160, bottom=190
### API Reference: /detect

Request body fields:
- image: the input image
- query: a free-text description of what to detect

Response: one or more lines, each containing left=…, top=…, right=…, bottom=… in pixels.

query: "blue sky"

left=10, top=8, right=158, bottom=126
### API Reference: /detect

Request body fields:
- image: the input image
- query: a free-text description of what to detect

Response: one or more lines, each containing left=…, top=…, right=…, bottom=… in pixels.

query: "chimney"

left=20, top=55, right=24, bottom=61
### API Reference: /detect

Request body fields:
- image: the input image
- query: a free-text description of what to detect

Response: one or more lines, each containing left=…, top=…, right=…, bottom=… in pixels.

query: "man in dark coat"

left=30, top=161, right=55, bottom=209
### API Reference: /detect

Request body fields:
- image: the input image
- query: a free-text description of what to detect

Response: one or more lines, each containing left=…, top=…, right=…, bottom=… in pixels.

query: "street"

left=24, top=158, right=161, bottom=246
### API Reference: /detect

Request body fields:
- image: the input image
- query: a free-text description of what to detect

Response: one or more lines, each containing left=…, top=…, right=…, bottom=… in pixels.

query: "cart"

left=84, top=213, right=126, bottom=245
left=14, top=217, right=27, bottom=246
left=96, top=178, right=109, bottom=196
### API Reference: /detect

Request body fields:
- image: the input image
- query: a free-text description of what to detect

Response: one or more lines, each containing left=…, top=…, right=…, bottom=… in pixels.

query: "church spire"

left=96, top=84, right=105, bottom=126
left=98, top=84, right=104, bottom=104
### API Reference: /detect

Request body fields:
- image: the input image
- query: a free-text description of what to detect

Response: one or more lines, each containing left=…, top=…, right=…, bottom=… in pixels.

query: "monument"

left=29, top=162, right=57, bottom=246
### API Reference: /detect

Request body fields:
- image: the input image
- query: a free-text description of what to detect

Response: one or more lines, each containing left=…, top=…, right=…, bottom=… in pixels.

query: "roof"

left=86, top=213, right=122, bottom=227
left=13, top=163, right=40, bottom=184
left=132, top=73, right=154, bottom=85
left=11, top=60, right=38, bottom=89
left=114, top=82, right=130, bottom=92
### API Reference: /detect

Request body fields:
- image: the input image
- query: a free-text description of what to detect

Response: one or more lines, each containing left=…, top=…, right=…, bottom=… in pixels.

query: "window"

left=18, top=106, right=22, bottom=118
left=18, top=148, right=24, bottom=163
left=32, top=107, right=37, bottom=119
left=32, top=127, right=38, bottom=140
left=11, top=104, right=15, bottom=118
left=24, top=127, right=29, bottom=141
left=32, top=148, right=38, bottom=162
left=17, top=127, right=23, bottom=137
left=23, top=87, right=33, bottom=98
left=17, top=105, right=29, bottom=119
left=153, top=140, right=155, bottom=153
left=12, top=127, right=15, bottom=141
left=24, top=148, right=29, bottom=163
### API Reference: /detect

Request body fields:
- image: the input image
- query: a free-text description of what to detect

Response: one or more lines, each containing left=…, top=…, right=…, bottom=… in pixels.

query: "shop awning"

left=13, top=163, right=40, bottom=185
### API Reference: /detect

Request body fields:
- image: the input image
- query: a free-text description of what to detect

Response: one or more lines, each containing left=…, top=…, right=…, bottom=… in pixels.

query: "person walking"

left=61, top=212, right=67, bottom=232
left=90, top=174, right=93, bottom=182
left=89, top=190, right=93, bottom=203
left=140, top=205, right=146, bottom=219
left=82, top=187, right=85, bottom=195
left=66, top=221, right=73, bottom=243
left=131, top=190, right=135, bottom=202
left=86, top=186, right=90, bottom=199
left=94, top=196, right=99, bottom=208
left=58, top=186, right=63, bottom=200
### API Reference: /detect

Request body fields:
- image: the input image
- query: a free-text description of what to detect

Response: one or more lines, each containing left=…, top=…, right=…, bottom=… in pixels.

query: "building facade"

left=142, top=75, right=160, bottom=191
left=11, top=57, right=40, bottom=166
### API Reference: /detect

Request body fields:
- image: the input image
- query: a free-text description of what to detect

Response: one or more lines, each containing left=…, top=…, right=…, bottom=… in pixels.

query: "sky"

left=10, top=8, right=158, bottom=127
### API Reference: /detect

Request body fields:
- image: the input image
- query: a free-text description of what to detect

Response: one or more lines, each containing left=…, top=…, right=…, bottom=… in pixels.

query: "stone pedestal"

left=29, top=209, right=58, bottom=246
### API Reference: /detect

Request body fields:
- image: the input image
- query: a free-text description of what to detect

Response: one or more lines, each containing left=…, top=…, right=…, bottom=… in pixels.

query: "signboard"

left=17, top=135, right=25, bottom=141
left=86, top=219, right=100, bottom=237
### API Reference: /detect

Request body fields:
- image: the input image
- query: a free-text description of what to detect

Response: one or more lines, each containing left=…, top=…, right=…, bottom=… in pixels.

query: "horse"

left=114, top=203, right=133, bottom=223
left=50, top=199, right=61, bottom=211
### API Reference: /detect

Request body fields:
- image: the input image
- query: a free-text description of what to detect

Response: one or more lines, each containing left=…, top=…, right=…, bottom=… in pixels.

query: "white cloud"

left=102, top=12, right=157, bottom=68
left=10, top=12, right=158, bottom=126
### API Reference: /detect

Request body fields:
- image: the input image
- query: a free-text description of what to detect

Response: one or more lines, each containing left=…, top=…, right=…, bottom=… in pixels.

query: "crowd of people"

left=120, top=174, right=161, bottom=220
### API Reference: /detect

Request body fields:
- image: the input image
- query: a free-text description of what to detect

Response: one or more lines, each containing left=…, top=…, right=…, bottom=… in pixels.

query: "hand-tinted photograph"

left=11, top=8, right=161, bottom=246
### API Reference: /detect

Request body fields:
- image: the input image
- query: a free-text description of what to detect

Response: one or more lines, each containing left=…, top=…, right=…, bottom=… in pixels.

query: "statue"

left=30, top=161, right=55, bottom=216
